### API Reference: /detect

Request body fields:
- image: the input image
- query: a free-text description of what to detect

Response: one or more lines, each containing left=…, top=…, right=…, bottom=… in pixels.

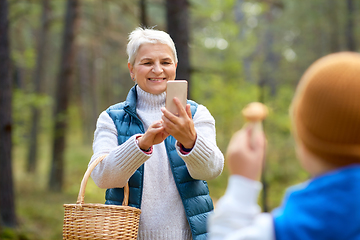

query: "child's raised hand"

left=226, top=124, right=266, bottom=181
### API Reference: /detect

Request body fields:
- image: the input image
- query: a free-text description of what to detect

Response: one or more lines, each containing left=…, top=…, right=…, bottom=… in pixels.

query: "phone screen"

left=165, top=80, right=188, bottom=115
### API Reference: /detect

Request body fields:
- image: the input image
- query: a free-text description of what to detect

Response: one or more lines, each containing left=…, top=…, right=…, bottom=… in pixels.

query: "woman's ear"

left=128, top=62, right=135, bottom=81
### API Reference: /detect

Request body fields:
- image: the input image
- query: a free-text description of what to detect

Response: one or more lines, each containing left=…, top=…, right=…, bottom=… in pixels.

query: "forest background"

left=0, top=0, right=359, bottom=239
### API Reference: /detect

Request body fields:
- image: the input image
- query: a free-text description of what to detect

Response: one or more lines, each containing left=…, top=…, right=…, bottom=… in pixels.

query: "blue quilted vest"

left=104, top=85, right=213, bottom=240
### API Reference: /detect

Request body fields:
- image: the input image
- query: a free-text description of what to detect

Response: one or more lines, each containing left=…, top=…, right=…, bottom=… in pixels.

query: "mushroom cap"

left=242, top=102, right=268, bottom=122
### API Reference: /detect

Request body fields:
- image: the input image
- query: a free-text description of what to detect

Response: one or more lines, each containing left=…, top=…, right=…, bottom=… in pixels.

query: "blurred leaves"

left=12, top=90, right=52, bottom=145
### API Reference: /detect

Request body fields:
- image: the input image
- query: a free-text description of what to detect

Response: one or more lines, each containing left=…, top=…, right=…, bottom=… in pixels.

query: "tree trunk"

left=27, top=0, right=51, bottom=173
left=0, top=0, right=17, bottom=227
left=77, top=45, right=97, bottom=143
left=259, top=5, right=279, bottom=97
left=166, top=0, right=191, bottom=98
left=257, top=3, right=282, bottom=212
left=327, top=0, right=341, bottom=53
left=346, top=0, right=356, bottom=51
left=49, top=0, right=80, bottom=192
left=140, top=0, right=148, bottom=27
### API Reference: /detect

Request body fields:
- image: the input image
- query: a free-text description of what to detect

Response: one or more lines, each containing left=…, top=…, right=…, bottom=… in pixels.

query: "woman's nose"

left=152, top=63, right=163, bottom=74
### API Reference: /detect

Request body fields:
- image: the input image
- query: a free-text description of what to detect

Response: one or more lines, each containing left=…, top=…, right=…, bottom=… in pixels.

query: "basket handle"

left=76, top=155, right=130, bottom=206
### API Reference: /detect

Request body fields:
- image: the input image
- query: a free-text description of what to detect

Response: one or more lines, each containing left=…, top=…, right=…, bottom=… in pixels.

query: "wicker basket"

left=63, top=155, right=141, bottom=239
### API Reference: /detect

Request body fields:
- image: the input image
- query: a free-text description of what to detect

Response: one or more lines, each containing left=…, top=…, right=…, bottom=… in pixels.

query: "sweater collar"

left=135, top=85, right=166, bottom=112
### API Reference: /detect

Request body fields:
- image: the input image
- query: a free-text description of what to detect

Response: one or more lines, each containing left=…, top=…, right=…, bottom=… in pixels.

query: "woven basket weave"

left=63, top=155, right=141, bottom=239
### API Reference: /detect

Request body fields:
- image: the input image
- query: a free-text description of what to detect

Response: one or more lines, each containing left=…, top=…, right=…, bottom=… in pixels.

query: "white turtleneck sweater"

left=90, top=85, right=224, bottom=240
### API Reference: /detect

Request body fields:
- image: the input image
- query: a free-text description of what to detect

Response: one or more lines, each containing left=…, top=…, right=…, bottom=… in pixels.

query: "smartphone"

left=165, top=80, right=188, bottom=115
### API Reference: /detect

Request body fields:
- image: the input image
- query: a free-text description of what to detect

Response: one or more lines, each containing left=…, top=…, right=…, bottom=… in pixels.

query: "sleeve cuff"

left=226, top=175, right=262, bottom=206
left=178, top=143, right=193, bottom=155
left=135, top=135, right=153, bottom=154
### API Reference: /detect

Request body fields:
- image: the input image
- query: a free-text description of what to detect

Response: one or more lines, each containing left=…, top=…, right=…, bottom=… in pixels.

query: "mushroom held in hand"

left=242, top=102, right=268, bottom=122
left=242, top=102, right=268, bottom=147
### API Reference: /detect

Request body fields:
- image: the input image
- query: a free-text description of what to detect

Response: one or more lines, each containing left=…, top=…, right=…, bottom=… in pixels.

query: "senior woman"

left=89, top=27, right=224, bottom=240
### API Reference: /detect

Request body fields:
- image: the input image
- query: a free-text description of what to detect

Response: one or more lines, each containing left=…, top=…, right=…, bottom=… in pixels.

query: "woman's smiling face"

left=128, top=43, right=177, bottom=95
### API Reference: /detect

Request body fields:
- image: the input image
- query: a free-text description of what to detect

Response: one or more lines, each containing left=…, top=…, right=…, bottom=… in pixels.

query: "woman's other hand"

left=161, top=97, right=197, bottom=149
left=137, top=120, right=169, bottom=150
left=226, top=125, right=266, bottom=181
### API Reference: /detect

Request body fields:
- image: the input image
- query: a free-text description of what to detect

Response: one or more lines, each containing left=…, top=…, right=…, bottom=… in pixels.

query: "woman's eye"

left=162, top=62, right=171, bottom=65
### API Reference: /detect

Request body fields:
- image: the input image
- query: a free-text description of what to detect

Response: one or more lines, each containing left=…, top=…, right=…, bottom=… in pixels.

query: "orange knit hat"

left=291, top=52, right=360, bottom=166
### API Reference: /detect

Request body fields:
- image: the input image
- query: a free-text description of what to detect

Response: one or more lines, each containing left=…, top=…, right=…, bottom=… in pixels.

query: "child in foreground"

left=208, top=52, right=360, bottom=240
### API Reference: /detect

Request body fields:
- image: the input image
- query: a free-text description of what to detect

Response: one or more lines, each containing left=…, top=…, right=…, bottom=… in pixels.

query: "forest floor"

left=2, top=132, right=104, bottom=240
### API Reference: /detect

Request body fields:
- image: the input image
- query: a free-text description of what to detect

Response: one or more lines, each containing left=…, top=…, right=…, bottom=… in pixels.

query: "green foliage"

left=0, top=228, right=17, bottom=240
left=13, top=104, right=104, bottom=240
left=0, top=227, right=30, bottom=240
left=192, top=76, right=258, bottom=150
left=261, top=86, right=308, bottom=209
left=11, top=48, right=36, bottom=70
left=12, top=90, right=52, bottom=145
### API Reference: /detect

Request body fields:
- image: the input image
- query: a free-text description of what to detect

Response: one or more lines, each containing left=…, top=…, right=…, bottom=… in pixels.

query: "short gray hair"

left=127, top=27, right=178, bottom=66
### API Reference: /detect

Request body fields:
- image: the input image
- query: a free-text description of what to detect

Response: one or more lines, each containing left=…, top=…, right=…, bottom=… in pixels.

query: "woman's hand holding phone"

left=161, top=97, right=197, bottom=149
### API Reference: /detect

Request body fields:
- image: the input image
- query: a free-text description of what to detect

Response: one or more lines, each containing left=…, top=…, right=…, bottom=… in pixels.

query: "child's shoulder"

left=276, top=164, right=360, bottom=216
left=309, top=164, right=360, bottom=189
left=273, top=165, right=360, bottom=240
